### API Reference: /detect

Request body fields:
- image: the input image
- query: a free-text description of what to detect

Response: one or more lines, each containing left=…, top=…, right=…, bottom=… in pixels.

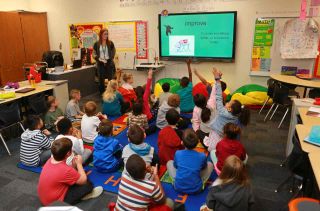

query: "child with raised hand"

left=134, top=69, right=154, bottom=120
left=56, top=118, right=92, bottom=164
left=66, top=89, right=84, bottom=120
left=177, top=59, right=195, bottom=113
left=81, top=101, right=107, bottom=143
left=158, top=108, right=184, bottom=165
left=167, top=128, right=213, bottom=194
left=44, top=96, right=64, bottom=131
left=93, top=119, right=123, bottom=172
left=201, top=155, right=254, bottom=211
left=102, top=79, right=129, bottom=116
left=118, top=72, right=137, bottom=108
left=204, top=68, right=250, bottom=152
left=211, top=123, right=247, bottom=174
left=20, top=115, right=53, bottom=167
left=122, top=124, right=158, bottom=168
left=159, top=82, right=172, bottom=106
left=116, top=154, right=174, bottom=210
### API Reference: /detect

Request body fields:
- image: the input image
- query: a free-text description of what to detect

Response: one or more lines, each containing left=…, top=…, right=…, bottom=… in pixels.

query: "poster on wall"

left=136, top=21, right=148, bottom=59
left=253, top=18, right=275, bottom=46
left=69, top=23, right=104, bottom=64
left=280, top=18, right=319, bottom=59
left=251, top=18, right=274, bottom=73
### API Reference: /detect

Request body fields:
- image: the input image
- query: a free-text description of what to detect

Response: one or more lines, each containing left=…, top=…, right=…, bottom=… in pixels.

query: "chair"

left=288, top=198, right=320, bottom=211
left=259, top=79, right=277, bottom=114
left=0, top=102, right=25, bottom=155
left=264, top=83, right=291, bottom=128
left=25, top=94, right=48, bottom=117
left=275, top=131, right=310, bottom=198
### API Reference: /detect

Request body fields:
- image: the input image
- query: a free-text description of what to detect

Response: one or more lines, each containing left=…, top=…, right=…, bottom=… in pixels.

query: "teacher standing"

left=93, top=28, right=116, bottom=94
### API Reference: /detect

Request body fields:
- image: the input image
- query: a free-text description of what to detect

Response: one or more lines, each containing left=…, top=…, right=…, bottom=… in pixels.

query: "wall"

left=0, top=0, right=30, bottom=11
left=25, top=0, right=302, bottom=91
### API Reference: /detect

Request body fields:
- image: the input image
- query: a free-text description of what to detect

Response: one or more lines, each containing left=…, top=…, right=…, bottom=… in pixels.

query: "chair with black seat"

left=259, top=78, right=277, bottom=114
left=288, top=198, right=320, bottom=211
left=264, top=83, right=291, bottom=128
left=275, top=131, right=311, bottom=198
left=25, top=94, right=48, bottom=118
left=0, top=102, right=25, bottom=155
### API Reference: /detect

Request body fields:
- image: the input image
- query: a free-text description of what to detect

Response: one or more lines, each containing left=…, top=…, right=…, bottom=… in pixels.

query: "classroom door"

left=0, top=12, right=25, bottom=85
left=19, top=12, right=50, bottom=63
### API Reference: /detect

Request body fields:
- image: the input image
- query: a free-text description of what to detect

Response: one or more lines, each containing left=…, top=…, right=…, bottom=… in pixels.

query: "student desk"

left=47, top=65, right=99, bottom=97
left=270, top=74, right=320, bottom=97
left=309, top=153, right=320, bottom=190
left=298, top=107, right=320, bottom=126
left=0, top=80, right=68, bottom=110
left=296, top=124, right=320, bottom=153
left=286, top=98, right=320, bottom=156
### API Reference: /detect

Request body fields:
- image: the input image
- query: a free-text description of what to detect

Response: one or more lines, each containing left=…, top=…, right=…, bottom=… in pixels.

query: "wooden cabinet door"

left=0, top=12, right=25, bottom=85
left=19, top=12, right=50, bottom=63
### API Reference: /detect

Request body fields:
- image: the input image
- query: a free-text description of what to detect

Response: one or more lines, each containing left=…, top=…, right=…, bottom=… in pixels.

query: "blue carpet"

left=17, top=115, right=216, bottom=210
left=17, top=162, right=42, bottom=173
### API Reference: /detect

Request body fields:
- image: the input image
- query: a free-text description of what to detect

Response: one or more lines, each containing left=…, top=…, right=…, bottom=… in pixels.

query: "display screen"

left=158, top=12, right=237, bottom=61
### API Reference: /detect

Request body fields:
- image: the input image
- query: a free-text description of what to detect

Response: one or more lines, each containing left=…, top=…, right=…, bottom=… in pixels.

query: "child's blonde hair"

left=122, top=73, right=133, bottom=82
left=167, top=94, right=180, bottom=108
left=47, top=96, right=57, bottom=108
left=70, top=89, right=80, bottom=99
left=219, top=155, right=249, bottom=186
left=103, top=80, right=118, bottom=102
left=84, top=101, right=97, bottom=117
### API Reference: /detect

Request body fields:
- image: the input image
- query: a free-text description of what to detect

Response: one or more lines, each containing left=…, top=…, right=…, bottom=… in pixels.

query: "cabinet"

left=0, top=12, right=49, bottom=86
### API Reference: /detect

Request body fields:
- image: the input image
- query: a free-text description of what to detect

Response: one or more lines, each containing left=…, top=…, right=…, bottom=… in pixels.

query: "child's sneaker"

left=81, top=186, right=103, bottom=200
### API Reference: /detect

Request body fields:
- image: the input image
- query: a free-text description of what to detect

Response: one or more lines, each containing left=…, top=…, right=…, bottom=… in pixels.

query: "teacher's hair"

left=99, top=28, right=111, bottom=46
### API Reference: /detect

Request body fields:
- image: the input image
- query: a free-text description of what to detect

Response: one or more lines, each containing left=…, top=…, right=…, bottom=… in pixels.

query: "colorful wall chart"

left=69, top=23, right=104, bottom=64
left=251, top=18, right=274, bottom=73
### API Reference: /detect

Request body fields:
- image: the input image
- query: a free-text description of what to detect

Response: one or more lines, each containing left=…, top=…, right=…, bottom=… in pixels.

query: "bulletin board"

left=250, top=17, right=319, bottom=77
left=68, top=22, right=105, bottom=64
left=106, top=21, right=148, bottom=69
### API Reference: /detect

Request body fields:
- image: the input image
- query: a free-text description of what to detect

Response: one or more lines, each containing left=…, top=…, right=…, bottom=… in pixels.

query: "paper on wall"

left=280, top=18, right=320, bottom=59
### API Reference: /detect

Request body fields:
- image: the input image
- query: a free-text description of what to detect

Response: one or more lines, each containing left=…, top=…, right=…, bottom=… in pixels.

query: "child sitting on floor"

left=159, top=82, right=172, bottom=106
left=211, top=123, right=247, bottom=174
left=44, top=96, right=64, bottom=131
left=177, top=59, right=195, bottom=113
left=122, top=124, right=158, bottom=168
left=156, top=94, right=180, bottom=129
left=66, top=89, right=84, bottom=120
left=127, top=102, right=156, bottom=135
left=158, top=108, right=184, bottom=166
left=38, top=138, right=103, bottom=206
left=102, top=80, right=129, bottom=116
left=56, top=118, right=92, bottom=164
left=167, top=128, right=213, bottom=194
left=93, top=119, right=123, bottom=172
left=204, top=69, right=250, bottom=151
left=115, top=154, right=174, bottom=210
left=118, top=72, right=137, bottom=108
left=81, top=101, right=107, bottom=143
left=20, top=115, right=53, bottom=167
left=201, top=155, right=254, bottom=211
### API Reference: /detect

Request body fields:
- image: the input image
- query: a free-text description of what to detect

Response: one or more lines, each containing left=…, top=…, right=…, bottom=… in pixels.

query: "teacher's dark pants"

left=97, top=60, right=115, bottom=94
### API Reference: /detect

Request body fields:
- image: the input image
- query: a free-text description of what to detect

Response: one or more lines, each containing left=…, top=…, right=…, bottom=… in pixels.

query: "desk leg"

left=303, top=88, right=307, bottom=98
left=286, top=103, right=297, bottom=156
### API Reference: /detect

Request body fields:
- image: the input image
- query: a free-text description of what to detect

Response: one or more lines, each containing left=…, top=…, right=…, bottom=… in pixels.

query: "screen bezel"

left=158, top=11, right=237, bottom=62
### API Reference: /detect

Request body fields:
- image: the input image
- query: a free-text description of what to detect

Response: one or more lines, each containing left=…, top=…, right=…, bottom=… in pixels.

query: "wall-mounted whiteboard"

left=106, top=21, right=148, bottom=69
